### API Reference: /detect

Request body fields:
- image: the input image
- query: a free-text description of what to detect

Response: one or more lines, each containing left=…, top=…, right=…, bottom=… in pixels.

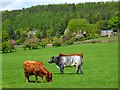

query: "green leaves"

left=2, top=2, right=119, bottom=44
left=108, top=16, right=120, bottom=30
left=67, top=19, right=89, bottom=33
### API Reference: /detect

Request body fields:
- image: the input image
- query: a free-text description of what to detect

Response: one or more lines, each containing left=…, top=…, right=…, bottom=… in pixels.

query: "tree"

left=2, top=31, right=10, bottom=42
left=46, top=27, right=54, bottom=38
left=108, top=16, right=120, bottom=31
left=2, top=19, right=10, bottom=31
left=96, top=20, right=109, bottom=30
left=2, top=2, right=118, bottom=43
left=89, top=24, right=99, bottom=38
left=67, top=18, right=89, bottom=34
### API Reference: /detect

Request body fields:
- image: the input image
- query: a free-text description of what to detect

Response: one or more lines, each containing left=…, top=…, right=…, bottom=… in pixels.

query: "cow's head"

left=46, top=72, right=52, bottom=82
left=48, top=55, right=58, bottom=63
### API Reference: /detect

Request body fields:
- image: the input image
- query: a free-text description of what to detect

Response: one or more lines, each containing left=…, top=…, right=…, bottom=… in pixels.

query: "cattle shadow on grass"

left=28, top=81, right=36, bottom=83
left=28, top=81, right=47, bottom=83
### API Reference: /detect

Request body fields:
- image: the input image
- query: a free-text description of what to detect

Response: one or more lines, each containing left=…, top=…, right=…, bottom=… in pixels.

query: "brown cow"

left=23, top=60, right=52, bottom=83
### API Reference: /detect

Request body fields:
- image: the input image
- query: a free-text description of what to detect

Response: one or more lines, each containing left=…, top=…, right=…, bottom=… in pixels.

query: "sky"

left=0, top=0, right=118, bottom=11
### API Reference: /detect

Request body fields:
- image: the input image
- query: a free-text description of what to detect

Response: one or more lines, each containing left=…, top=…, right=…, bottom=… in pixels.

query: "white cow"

left=48, top=53, right=83, bottom=74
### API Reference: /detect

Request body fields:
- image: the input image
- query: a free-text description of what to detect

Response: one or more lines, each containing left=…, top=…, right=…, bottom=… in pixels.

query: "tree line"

left=1, top=1, right=119, bottom=52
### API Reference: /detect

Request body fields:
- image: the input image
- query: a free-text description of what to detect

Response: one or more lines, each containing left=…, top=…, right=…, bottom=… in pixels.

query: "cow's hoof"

left=26, top=81, right=29, bottom=83
left=60, top=72, right=64, bottom=74
left=80, top=72, right=84, bottom=74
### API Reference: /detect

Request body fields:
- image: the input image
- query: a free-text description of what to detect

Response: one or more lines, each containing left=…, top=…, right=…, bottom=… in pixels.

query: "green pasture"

left=91, top=36, right=118, bottom=40
left=2, top=41, right=118, bottom=88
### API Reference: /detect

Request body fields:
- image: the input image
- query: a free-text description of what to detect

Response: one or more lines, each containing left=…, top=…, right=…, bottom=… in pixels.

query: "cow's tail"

left=82, top=60, right=83, bottom=67
left=80, top=57, right=83, bottom=69
left=80, top=59, right=83, bottom=74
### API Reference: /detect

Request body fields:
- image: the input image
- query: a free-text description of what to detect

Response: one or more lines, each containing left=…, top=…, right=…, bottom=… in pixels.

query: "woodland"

left=1, top=1, right=119, bottom=52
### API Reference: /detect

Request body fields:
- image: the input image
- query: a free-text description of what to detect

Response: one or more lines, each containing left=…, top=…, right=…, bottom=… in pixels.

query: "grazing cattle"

left=48, top=53, right=83, bottom=74
left=23, top=60, right=52, bottom=83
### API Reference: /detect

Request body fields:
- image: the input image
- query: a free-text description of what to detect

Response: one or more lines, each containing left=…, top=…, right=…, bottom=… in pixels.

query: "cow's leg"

left=35, top=75, right=38, bottom=83
left=24, top=72, right=29, bottom=83
left=60, top=64, right=64, bottom=74
left=80, top=63, right=83, bottom=74
left=76, top=65, right=80, bottom=74
left=40, top=76, right=43, bottom=83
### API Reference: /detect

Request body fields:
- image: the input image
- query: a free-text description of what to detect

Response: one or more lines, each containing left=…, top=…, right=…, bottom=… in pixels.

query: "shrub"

left=53, top=37, right=62, bottom=42
left=64, top=39, right=74, bottom=45
left=2, top=41, right=12, bottom=53
left=2, top=39, right=16, bottom=53
left=52, top=42, right=62, bottom=47
left=23, top=38, right=39, bottom=50
left=62, top=36, right=70, bottom=42
left=52, top=37, right=63, bottom=47
left=39, top=42, right=46, bottom=48
left=16, top=39, right=23, bottom=45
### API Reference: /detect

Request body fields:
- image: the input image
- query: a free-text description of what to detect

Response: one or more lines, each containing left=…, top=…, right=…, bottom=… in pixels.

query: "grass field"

left=91, top=36, right=118, bottom=40
left=2, top=40, right=118, bottom=88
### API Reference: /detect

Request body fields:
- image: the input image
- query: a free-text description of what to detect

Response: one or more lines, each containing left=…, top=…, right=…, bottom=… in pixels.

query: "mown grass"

left=91, top=36, right=118, bottom=40
left=2, top=41, right=118, bottom=88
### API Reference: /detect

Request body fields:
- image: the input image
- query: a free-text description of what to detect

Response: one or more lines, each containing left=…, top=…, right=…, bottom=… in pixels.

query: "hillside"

left=2, top=2, right=119, bottom=47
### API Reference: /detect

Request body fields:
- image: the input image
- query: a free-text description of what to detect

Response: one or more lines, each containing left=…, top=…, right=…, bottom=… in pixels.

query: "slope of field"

left=2, top=41, right=118, bottom=88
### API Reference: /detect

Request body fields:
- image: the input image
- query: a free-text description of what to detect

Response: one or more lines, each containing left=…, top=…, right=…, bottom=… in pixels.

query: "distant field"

left=2, top=40, right=118, bottom=88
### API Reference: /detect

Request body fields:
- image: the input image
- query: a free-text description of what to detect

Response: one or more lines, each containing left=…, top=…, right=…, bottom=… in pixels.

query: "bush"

left=2, top=41, right=13, bottom=53
left=53, top=37, right=62, bottom=42
left=64, top=39, right=74, bottom=45
left=52, top=37, right=63, bottom=47
left=16, top=39, right=23, bottom=45
left=23, top=38, right=39, bottom=50
left=39, top=42, right=46, bottom=48
left=52, top=42, right=62, bottom=47
left=62, top=36, right=70, bottom=42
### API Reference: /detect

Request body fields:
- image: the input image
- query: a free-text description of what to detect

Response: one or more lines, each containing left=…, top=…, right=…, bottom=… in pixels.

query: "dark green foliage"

left=39, top=42, right=47, bottom=48
left=2, top=31, right=10, bottom=42
left=16, top=39, right=22, bottom=45
left=2, top=2, right=119, bottom=50
left=2, top=2, right=118, bottom=41
left=52, top=42, right=62, bottom=47
left=108, top=16, right=120, bottom=30
left=22, top=38, right=39, bottom=50
left=62, top=36, right=70, bottom=42
left=2, top=41, right=15, bottom=53
left=64, top=39, right=74, bottom=45
left=2, top=42, right=11, bottom=53
left=52, top=37, right=63, bottom=47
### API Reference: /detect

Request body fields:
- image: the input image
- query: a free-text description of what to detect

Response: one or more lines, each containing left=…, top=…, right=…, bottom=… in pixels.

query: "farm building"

left=101, top=30, right=117, bottom=37
left=28, top=30, right=36, bottom=37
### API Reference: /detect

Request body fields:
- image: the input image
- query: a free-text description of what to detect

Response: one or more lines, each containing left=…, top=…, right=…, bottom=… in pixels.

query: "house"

left=101, top=30, right=116, bottom=37
left=28, top=30, right=36, bottom=37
